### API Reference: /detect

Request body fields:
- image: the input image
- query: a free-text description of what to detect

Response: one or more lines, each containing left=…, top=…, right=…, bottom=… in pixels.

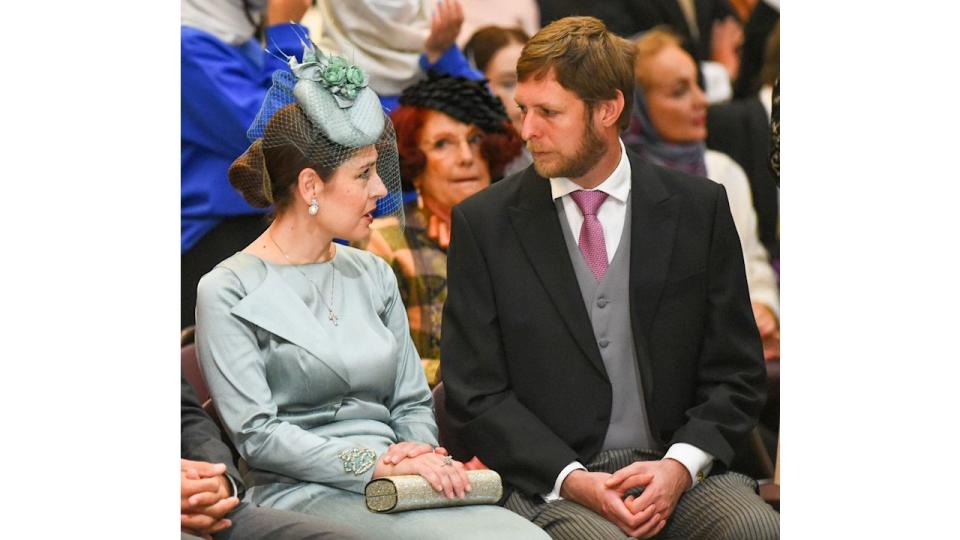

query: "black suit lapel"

left=507, top=169, right=608, bottom=379
left=627, top=154, right=681, bottom=402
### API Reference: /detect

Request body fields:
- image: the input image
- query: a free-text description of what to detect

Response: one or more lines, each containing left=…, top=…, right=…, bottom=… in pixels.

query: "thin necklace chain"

left=269, top=233, right=339, bottom=326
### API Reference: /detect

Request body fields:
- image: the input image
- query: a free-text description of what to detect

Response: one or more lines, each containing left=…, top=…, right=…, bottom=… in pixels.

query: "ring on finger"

left=441, top=455, right=454, bottom=466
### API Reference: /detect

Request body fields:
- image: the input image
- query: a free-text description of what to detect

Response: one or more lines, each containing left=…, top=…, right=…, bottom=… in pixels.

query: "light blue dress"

left=196, top=247, right=547, bottom=539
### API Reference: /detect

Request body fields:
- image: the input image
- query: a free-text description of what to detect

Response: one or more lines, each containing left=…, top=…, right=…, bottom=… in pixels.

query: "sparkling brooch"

left=339, top=447, right=376, bottom=475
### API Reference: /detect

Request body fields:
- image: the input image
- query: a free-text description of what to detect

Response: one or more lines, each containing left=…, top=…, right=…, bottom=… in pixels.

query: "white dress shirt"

left=541, top=140, right=714, bottom=502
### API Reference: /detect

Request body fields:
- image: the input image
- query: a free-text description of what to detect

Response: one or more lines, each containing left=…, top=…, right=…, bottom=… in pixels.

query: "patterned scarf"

left=623, top=87, right=707, bottom=178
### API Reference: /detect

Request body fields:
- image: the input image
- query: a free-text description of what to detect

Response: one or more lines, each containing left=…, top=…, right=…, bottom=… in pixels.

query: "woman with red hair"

left=363, top=73, right=522, bottom=386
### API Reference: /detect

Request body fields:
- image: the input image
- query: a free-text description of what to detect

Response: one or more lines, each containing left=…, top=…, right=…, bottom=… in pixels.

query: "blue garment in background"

left=378, top=45, right=483, bottom=112
left=181, top=24, right=309, bottom=253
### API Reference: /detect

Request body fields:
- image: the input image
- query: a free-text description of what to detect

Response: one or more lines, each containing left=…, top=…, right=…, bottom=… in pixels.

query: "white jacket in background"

left=705, top=150, right=779, bottom=317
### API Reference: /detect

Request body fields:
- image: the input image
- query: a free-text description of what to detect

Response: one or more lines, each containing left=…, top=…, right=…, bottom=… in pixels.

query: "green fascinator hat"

left=228, top=34, right=404, bottom=226
left=288, top=45, right=385, bottom=147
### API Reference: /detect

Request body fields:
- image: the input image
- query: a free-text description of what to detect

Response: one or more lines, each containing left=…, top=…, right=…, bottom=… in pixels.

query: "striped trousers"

left=504, top=448, right=779, bottom=539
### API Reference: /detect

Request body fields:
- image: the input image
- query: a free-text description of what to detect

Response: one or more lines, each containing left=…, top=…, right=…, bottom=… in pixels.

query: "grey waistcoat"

left=557, top=195, right=658, bottom=452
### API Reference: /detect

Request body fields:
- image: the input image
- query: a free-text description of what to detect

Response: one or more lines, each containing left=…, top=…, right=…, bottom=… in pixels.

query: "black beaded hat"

left=399, top=72, right=509, bottom=133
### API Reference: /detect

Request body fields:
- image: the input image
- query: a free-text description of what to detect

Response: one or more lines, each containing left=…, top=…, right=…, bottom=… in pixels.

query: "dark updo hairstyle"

left=391, top=73, right=523, bottom=192
left=464, top=25, right=530, bottom=74
left=228, top=103, right=359, bottom=215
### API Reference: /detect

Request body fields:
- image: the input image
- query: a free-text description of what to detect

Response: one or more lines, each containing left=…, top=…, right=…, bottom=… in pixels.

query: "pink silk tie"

left=569, top=190, right=609, bottom=280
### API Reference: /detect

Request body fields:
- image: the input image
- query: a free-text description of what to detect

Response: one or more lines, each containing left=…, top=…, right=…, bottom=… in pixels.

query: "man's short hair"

left=517, top=16, right=635, bottom=131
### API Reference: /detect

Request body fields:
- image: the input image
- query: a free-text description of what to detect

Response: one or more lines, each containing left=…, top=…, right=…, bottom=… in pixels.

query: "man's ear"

left=595, top=89, right=625, bottom=129
left=296, top=167, right=323, bottom=203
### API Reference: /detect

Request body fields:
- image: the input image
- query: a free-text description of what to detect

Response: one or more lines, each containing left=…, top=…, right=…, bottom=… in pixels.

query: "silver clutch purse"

left=364, top=469, right=503, bottom=513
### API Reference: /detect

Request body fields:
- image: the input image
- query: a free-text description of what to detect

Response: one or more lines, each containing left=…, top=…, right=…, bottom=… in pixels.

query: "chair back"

left=181, top=342, right=209, bottom=405
left=181, top=334, right=241, bottom=465
left=181, top=325, right=196, bottom=347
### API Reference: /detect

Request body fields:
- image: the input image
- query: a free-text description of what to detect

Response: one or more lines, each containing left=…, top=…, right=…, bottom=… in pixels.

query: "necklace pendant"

left=329, top=310, right=338, bottom=326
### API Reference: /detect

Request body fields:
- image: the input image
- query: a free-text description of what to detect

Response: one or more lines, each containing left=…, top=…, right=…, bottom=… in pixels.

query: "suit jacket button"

left=598, top=339, right=610, bottom=348
left=597, top=297, right=608, bottom=308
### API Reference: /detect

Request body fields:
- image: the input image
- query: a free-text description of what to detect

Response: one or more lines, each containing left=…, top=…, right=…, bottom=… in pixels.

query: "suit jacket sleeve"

left=441, top=205, right=580, bottom=495
left=181, top=375, right=244, bottom=497
left=668, top=185, right=767, bottom=465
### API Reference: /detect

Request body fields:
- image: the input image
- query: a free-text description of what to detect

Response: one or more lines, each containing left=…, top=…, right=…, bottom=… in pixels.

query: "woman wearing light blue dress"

left=195, top=40, right=548, bottom=540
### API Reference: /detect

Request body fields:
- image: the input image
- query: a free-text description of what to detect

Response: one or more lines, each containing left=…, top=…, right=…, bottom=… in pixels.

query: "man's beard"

left=530, top=117, right=608, bottom=180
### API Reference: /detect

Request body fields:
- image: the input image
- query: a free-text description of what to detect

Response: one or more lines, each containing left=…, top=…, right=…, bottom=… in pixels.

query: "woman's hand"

left=422, top=196, right=453, bottom=249
left=379, top=442, right=448, bottom=466
left=424, top=0, right=464, bottom=64
left=373, top=451, right=471, bottom=499
left=427, top=213, right=452, bottom=249
left=751, top=302, right=778, bottom=338
left=710, top=16, right=744, bottom=81
left=751, top=302, right=780, bottom=361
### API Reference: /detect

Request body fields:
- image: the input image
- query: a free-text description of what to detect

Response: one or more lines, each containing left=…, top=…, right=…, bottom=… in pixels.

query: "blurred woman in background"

left=464, top=25, right=533, bottom=176
left=363, top=73, right=522, bottom=386
left=627, top=27, right=780, bottom=361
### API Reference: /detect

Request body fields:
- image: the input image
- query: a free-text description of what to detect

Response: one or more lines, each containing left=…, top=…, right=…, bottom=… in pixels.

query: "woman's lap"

left=248, top=482, right=550, bottom=540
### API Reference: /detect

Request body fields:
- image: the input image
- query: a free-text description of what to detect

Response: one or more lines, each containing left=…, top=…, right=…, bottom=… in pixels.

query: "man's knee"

left=710, top=503, right=779, bottom=540
left=535, top=505, right=627, bottom=540
left=542, top=518, right=627, bottom=539
left=671, top=473, right=780, bottom=540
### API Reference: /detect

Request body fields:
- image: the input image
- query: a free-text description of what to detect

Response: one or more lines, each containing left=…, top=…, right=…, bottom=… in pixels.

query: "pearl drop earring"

left=308, top=198, right=319, bottom=216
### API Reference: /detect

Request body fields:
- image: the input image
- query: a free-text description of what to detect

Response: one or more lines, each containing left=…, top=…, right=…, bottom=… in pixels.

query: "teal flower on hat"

left=323, top=57, right=348, bottom=86
left=287, top=39, right=385, bottom=147
left=340, top=84, right=358, bottom=100
left=319, top=56, right=369, bottom=107
left=289, top=46, right=370, bottom=108
left=346, top=66, right=366, bottom=87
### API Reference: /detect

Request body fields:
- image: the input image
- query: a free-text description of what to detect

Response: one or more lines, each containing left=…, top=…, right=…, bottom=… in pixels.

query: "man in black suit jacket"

left=441, top=16, right=778, bottom=540
left=181, top=376, right=355, bottom=539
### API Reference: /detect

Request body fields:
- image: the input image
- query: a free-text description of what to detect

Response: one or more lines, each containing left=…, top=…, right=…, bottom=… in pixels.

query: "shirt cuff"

left=541, top=461, right=586, bottom=502
left=664, top=443, right=714, bottom=491
left=224, top=474, right=238, bottom=498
